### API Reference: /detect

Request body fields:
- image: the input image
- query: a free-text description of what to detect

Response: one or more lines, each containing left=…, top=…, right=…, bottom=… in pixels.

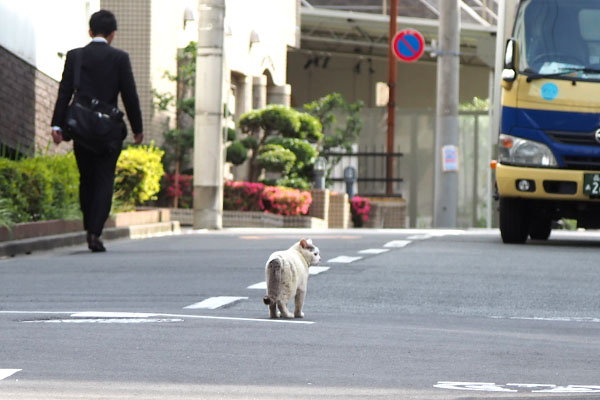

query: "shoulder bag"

left=64, top=49, right=127, bottom=155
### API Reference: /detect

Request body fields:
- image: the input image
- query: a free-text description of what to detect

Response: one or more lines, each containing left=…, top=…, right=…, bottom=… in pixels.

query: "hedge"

left=0, top=143, right=164, bottom=225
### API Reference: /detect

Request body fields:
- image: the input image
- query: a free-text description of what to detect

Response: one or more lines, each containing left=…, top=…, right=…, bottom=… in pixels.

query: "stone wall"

left=0, top=45, right=70, bottom=156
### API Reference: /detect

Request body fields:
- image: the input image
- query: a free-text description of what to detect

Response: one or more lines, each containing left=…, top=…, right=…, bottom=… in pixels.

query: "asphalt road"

left=1, top=228, right=600, bottom=399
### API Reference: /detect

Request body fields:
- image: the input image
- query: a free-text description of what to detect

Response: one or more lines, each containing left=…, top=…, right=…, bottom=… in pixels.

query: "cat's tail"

left=263, top=257, right=282, bottom=305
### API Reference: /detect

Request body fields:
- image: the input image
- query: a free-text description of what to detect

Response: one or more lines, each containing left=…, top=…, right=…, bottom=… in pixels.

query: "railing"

left=322, top=149, right=404, bottom=197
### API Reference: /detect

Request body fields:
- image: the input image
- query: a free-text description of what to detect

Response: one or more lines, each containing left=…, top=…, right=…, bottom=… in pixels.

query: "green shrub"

left=0, top=198, right=15, bottom=228
left=226, top=140, right=249, bottom=166
left=257, top=144, right=296, bottom=173
left=0, top=154, right=79, bottom=222
left=298, top=112, right=323, bottom=142
left=114, top=142, right=165, bottom=211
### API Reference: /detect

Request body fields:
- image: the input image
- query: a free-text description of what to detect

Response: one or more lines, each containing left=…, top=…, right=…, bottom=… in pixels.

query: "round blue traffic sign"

left=392, top=29, right=425, bottom=62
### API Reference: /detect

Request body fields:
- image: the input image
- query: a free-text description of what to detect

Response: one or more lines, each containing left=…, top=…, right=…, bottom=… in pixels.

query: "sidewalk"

left=0, top=221, right=180, bottom=258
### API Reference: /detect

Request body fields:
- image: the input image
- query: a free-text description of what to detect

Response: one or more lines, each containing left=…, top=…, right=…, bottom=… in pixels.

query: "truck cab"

left=496, top=0, right=600, bottom=243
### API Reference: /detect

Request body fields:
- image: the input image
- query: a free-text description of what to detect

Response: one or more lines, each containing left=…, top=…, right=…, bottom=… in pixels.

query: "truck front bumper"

left=496, top=163, right=600, bottom=201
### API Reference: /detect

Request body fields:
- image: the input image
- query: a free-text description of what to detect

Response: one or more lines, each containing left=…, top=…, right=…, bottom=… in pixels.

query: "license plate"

left=583, top=173, right=600, bottom=195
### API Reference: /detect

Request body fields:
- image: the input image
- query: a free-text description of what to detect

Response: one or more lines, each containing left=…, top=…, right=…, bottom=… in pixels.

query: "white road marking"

left=490, top=315, right=600, bottom=323
left=0, top=310, right=314, bottom=325
left=383, top=240, right=411, bottom=248
left=72, top=312, right=156, bottom=318
left=0, top=369, right=21, bottom=380
left=23, top=318, right=183, bottom=324
left=407, top=234, right=431, bottom=240
left=434, top=382, right=516, bottom=392
left=247, top=281, right=267, bottom=290
left=309, top=266, right=330, bottom=275
left=184, top=296, right=248, bottom=310
left=358, top=248, right=390, bottom=254
left=435, top=382, right=600, bottom=393
left=327, top=255, right=362, bottom=263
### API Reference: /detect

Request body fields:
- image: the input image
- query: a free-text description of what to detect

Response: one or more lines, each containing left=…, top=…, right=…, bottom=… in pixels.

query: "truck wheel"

left=529, top=218, right=552, bottom=240
left=499, top=198, right=530, bottom=244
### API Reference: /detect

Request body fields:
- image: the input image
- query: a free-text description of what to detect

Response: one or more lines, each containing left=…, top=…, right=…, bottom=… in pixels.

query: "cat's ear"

left=300, top=239, right=309, bottom=249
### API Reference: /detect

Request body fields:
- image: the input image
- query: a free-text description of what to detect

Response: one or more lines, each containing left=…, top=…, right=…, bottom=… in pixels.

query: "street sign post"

left=391, top=29, right=425, bottom=62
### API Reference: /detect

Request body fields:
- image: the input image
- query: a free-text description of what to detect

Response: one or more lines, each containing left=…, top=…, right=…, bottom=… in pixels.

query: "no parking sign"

left=391, top=29, right=425, bottom=62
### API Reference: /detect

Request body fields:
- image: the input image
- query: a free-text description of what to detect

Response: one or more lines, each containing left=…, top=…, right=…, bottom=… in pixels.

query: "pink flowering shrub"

left=350, top=196, right=371, bottom=227
left=223, top=181, right=265, bottom=212
left=223, top=181, right=312, bottom=216
left=164, top=173, right=193, bottom=208
left=261, top=186, right=312, bottom=216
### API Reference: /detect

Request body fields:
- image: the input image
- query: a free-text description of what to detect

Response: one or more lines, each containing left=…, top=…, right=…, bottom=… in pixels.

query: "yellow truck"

left=495, top=0, right=600, bottom=243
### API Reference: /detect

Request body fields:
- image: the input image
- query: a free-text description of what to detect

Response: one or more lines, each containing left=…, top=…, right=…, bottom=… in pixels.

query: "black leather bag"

left=64, top=49, right=126, bottom=155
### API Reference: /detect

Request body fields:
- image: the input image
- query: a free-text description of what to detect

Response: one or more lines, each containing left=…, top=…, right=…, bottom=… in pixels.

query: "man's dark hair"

left=89, top=10, right=117, bottom=37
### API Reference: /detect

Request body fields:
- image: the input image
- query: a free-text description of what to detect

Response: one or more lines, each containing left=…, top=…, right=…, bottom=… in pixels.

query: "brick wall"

left=0, top=45, right=70, bottom=156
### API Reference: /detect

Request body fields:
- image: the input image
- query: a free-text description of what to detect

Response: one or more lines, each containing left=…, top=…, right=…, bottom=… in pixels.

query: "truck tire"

left=499, top=197, right=530, bottom=244
left=529, top=218, right=552, bottom=240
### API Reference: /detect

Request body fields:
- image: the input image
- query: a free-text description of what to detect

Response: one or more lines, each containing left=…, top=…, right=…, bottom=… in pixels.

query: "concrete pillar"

left=252, top=76, right=267, bottom=109
left=193, top=0, right=226, bottom=229
left=267, top=84, right=292, bottom=106
left=433, top=0, right=460, bottom=228
left=235, top=75, right=253, bottom=121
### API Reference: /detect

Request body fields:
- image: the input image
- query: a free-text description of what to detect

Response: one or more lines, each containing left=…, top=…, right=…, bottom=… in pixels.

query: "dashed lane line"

left=309, top=266, right=330, bottom=275
left=183, top=296, right=248, bottom=310
left=247, top=266, right=330, bottom=290
left=327, top=255, right=362, bottom=263
left=247, top=281, right=267, bottom=290
left=0, top=369, right=21, bottom=381
left=383, top=240, right=411, bottom=248
left=358, top=248, right=390, bottom=254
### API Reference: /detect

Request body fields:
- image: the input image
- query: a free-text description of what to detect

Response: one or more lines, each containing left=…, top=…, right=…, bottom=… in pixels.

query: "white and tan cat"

left=263, top=239, right=321, bottom=319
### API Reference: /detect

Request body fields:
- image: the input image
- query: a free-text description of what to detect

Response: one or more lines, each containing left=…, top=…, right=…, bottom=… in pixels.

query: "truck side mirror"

left=502, top=38, right=517, bottom=82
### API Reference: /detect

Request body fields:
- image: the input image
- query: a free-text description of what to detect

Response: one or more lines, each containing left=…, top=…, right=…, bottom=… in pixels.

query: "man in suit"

left=51, top=9, right=143, bottom=252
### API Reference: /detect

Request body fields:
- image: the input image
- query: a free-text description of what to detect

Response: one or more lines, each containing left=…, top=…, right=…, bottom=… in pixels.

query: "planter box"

left=0, top=219, right=83, bottom=242
left=223, top=211, right=284, bottom=228
left=363, top=198, right=407, bottom=228
left=0, top=209, right=172, bottom=243
left=167, top=208, right=326, bottom=229
left=105, top=208, right=171, bottom=228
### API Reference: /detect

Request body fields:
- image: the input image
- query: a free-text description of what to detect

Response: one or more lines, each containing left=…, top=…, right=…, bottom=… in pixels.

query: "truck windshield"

left=515, top=0, right=600, bottom=81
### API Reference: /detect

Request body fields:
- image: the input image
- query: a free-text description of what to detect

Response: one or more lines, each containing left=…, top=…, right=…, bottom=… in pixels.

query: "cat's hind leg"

left=268, top=303, right=279, bottom=319
left=294, top=290, right=306, bottom=318
left=277, top=300, right=294, bottom=319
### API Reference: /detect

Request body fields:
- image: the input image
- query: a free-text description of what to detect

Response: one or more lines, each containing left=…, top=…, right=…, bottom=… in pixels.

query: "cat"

left=263, top=239, right=321, bottom=319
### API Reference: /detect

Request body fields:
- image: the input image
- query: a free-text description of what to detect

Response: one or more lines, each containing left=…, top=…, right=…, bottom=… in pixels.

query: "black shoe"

left=88, top=234, right=106, bottom=252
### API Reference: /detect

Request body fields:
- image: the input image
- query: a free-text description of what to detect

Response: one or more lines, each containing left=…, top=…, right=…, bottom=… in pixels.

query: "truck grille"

left=563, top=156, right=600, bottom=170
left=546, top=130, right=600, bottom=146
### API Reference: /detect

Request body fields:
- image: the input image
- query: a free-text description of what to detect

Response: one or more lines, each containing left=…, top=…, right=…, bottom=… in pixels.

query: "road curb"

left=0, top=221, right=181, bottom=258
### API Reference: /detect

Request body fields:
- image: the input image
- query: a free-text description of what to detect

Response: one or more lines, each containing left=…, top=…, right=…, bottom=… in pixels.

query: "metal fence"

left=325, top=108, right=491, bottom=228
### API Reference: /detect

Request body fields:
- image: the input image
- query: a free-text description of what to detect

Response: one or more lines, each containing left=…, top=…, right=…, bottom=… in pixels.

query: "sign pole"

left=386, top=0, right=398, bottom=196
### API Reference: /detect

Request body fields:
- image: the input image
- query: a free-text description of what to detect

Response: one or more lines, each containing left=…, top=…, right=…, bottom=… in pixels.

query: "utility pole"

left=193, top=0, right=226, bottom=229
left=433, top=0, right=460, bottom=227
left=386, top=0, right=398, bottom=196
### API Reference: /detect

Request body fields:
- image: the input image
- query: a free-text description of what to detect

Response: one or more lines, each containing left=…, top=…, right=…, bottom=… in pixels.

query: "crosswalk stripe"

left=0, top=369, right=21, bottom=380
left=184, top=296, right=248, bottom=310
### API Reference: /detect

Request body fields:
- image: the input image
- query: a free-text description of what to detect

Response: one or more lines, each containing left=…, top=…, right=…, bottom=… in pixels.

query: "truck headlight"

left=498, top=134, right=558, bottom=167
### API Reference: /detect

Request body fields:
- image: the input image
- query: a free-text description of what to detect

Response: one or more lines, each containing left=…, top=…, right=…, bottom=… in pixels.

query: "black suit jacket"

left=51, top=41, right=143, bottom=135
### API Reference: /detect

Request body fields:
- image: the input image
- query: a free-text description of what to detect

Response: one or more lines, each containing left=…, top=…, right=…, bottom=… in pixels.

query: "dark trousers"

left=73, top=142, right=121, bottom=236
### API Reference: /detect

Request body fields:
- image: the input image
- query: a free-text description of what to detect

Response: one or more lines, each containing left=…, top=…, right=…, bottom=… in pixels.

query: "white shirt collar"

left=91, top=37, right=108, bottom=44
